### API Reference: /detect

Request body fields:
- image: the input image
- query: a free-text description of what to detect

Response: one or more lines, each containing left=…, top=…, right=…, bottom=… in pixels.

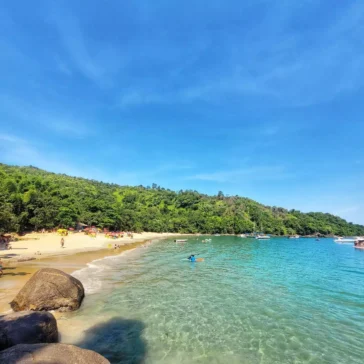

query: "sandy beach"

left=0, top=232, right=183, bottom=313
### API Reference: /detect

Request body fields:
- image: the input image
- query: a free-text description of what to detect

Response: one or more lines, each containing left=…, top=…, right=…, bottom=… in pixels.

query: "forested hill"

left=0, top=163, right=363, bottom=236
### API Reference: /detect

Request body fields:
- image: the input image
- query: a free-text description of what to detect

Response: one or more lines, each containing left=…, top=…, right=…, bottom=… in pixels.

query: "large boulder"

left=0, top=344, right=110, bottom=364
left=0, top=311, right=58, bottom=351
left=10, top=268, right=85, bottom=312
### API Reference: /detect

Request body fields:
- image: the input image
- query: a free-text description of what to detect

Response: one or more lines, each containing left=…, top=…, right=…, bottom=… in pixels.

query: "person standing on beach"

left=0, top=260, right=3, bottom=277
left=61, top=238, right=65, bottom=248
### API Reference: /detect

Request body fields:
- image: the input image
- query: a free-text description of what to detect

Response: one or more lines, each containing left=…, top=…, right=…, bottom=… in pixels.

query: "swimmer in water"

left=188, top=255, right=196, bottom=262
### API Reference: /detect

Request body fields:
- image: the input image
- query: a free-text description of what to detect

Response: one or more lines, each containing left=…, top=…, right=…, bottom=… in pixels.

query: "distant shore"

left=0, top=231, right=186, bottom=313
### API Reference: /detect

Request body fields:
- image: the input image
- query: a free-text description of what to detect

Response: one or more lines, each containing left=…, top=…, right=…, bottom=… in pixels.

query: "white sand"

left=0, top=232, right=182, bottom=260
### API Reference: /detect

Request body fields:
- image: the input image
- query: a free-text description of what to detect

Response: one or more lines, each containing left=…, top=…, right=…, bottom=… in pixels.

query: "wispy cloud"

left=186, top=166, right=294, bottom=183
left=55, top=55, right=72, bottom=76
left=156, top=163, right=194, bottom=172
left=119, top=91, right=166, bottom=109
left=116, top=1, right=364, bottom=108
left=333, top=206, right=360, bottom=217
left=47, top=5, right=124, bottom=87
left=0, top=134, right=63, bottom=171
left=0, top=134, right=26, bottom=144
left=113, top=162, right=196, bottom=186
left=0, top=133, right=108, bottom=180
left=0, top=95, right=93, bottom=138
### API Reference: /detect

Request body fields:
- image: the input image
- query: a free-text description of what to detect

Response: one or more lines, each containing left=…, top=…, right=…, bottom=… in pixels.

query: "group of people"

left=0, top=235, right=12, bottom=250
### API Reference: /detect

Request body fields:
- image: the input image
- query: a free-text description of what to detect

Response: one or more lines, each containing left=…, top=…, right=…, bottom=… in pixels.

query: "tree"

left=0, top=163, right=363, bottom=236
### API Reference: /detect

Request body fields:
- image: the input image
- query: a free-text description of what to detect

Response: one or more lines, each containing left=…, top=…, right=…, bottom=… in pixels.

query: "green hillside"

left=0, top=163, right=363, bottom=236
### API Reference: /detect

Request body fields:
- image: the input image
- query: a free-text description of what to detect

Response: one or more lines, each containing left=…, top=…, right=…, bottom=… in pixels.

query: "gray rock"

left=10, top=268, right=84, bottom=312
left=0, top=311, right=58, bottom=351
left=0, top=343, right=110, bottom=364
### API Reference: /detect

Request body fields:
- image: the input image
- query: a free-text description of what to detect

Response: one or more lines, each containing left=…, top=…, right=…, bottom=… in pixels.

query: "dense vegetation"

left=1, top=164, right=363, bottom=236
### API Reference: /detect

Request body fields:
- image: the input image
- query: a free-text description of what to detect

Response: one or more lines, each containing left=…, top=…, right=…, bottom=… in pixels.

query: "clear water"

left=60, top=237, right=364, bottom=364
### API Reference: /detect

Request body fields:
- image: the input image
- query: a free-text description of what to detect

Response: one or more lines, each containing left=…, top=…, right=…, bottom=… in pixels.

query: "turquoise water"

left=62, top=237, right=364, bottom=364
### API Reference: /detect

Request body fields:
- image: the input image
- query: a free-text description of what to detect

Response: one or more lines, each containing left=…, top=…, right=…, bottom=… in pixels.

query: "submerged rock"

left=0, top=311, right=58, bottom=351
left=10, top=268, right=85, bottom=312
left=0, top=343, right=110, bottom=364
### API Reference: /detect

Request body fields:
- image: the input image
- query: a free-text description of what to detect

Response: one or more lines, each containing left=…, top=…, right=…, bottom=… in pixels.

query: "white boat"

left=334, top=237, right=356, bottom=244
left=240, top=234, right=247, bottom=238
left=354, top=237, right=364, bottom=249
left=175, top=239, right=187, bottom=243
left=256, top=235, right=270, bottom=240
left=288, top=235, right=300, bottom=239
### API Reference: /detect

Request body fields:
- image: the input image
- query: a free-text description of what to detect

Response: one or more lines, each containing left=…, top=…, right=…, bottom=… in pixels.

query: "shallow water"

left=60, top=237, right=364, bottom=364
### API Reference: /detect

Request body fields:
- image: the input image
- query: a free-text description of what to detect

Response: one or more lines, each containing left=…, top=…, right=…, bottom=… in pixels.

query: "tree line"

left=1, top=163, right=363, bottom=236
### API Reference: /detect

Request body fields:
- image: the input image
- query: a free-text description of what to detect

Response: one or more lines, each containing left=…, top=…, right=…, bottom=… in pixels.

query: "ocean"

left=59, top=237, right=364, bottom=364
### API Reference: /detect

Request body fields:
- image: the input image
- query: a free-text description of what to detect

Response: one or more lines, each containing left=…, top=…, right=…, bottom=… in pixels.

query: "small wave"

left=71, top=247, right=143, bottom=294
left=72, top=262, right=106, bottom=294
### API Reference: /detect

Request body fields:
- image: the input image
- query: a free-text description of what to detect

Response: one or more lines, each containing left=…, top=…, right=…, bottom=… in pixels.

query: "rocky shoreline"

left=0, top=268, right=110, bottom=363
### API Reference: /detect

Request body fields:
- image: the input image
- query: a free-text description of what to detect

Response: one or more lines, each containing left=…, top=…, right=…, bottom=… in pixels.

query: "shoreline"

left=0, top=232, right=187, bottom=313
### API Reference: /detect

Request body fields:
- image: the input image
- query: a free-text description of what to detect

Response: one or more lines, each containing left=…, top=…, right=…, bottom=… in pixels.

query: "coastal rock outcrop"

left=0, top=311, right=58, bottom=351
left=10, top=268, right=85, bottom=312
left=0, top=343, right=110, bottom=364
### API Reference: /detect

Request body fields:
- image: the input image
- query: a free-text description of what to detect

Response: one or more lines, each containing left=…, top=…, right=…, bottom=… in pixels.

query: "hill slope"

left=0, top=163, right=363, bottom=236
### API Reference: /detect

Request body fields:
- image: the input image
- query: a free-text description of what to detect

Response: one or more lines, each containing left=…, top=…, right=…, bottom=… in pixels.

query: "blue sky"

left=0, top=0, right=363, bottom=224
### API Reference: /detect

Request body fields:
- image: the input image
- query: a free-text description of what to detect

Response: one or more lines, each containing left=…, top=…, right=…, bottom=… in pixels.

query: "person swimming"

left=188, top=255, right=196, bottom=262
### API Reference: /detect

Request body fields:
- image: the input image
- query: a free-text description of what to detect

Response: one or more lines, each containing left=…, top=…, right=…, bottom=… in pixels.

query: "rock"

left=10, top=268, right=85, bottom=312
left=0, top=311, right=58, bottom=351
left=0, top=344, right=110, bottom=364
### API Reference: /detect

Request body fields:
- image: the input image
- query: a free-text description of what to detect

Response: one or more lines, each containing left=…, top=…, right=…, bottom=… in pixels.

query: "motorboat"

left=334, top=237, right=356, bottom=244
left=240, top=234, right=247, bottom=238
left=175, top=239, right=187, bottom=243
left=354, top=237, right=364, bottom=249
left=288, top=235, right=300, bottom=239
left=255, top=235, right=270, bottom=240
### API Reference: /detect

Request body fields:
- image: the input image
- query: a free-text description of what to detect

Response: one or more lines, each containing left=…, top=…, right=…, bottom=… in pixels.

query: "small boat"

left=354, top=237, right=364, bottom=249
left=214, top=234, right=220, bottom=236
left=334, top=237, right=356, bottom=244
left=175, top=239, right=187, bottom=243
left=240, top=234, right=247, bottom=238
left=255, top=235, right=270, bottom=240
left=288, top=235, right=300, bottom=239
